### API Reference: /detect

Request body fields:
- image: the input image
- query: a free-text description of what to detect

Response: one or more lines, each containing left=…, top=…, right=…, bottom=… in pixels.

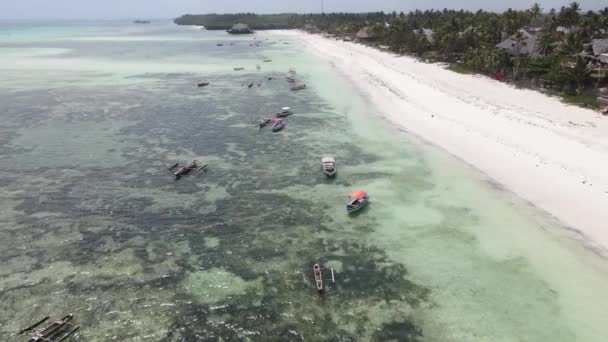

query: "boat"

left=197, top=79, right=210, bottom=87
left=234, top=67, right=245, bottom=71
left=19, top=314, right=80, bottom=342
left=271, top=118, right=285, bottom=132
left=291, top=82, right=306, bottom=91
left=321, top=156, right=336, bottom=177
left=217, top=43, right=224, bottom=46
left=263, top=59, right=272, bottom=62
left=275, top=107, right=293, bottom=117
left=346, top=190, right=369, bottom=213
left=286, top=74, right=296, bottom=83
left=313, top=264, right=323, bottom=294
left=289, top=67, right=297, bottom=74
left=172, top=160, right=198, bottom=178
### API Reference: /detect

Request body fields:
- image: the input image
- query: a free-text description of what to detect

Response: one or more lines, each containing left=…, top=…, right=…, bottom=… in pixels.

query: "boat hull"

left=272, top=124, right=285, bottom=132
left=346, top=196, right=369, bottom=213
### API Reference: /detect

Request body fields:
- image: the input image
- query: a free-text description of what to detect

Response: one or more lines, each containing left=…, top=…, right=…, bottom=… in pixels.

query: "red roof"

left=348, top=190, right=367, bottom=199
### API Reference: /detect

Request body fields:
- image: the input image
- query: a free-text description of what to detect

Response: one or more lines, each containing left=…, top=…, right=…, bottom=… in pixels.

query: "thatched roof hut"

left=496, top=29, right=541, bottom=57
left=356, top=27, right=376, bottom=41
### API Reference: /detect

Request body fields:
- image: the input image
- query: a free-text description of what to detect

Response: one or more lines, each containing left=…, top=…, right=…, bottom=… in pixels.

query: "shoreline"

left=280, top=30, right=608, bottom=256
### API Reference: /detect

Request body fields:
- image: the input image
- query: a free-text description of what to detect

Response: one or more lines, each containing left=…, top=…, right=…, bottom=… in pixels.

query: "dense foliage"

left=290, top=3, right=608, bottom=104
left=175, top=4, right=608, bottom=104
left=174, top=14, right=293, bottom=30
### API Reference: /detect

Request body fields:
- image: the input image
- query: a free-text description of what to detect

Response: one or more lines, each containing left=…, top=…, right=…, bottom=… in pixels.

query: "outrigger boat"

left=275, top=107, right=293, bottom=118
left=313, top=264, right=323, bottom=294
left=321, top=156, right=336, bottom=177
left=168, top=160, right=206, bottom=179
left=19, top=314, right=80, bottom=342
left=271, top=118, right=285, bottom=132
left=197, top=79, right=210, bottom=87
left=291, top=82, right=306, bottom=91
left=346, top=190, right=369, bottom=213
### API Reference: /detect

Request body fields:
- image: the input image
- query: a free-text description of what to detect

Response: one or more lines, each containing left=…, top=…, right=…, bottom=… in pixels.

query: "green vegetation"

left=446, top=66, right=473, bottom=74
left=174, top=13, right=293, bottom=30
left=175, top=4, right=608, bottom=107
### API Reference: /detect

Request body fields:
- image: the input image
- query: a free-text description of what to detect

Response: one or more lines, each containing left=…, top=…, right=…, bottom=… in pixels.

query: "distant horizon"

left=1, top=0, right=606, bottom=20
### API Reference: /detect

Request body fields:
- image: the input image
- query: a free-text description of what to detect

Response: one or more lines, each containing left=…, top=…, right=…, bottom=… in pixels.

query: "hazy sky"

left=1, top=0, right=606, bottom=20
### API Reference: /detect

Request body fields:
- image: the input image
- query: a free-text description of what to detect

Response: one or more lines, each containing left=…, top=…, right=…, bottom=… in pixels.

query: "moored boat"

left=291, top=82, right=306, bottom=91
left=197, top=79, right=210, bottom=87
left=346, top=190, right=369, bottom=213
left=313, top=264, right=323, bottom=294
left=271, top=118, right=285, bottom=132
left=321, top=156, right=336, bottom=177
left=275, top=107, right=293, bottom=117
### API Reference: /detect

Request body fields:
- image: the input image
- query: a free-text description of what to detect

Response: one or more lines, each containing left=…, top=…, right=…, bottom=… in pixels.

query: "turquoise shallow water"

left=1, top=21, right=608, bottom=341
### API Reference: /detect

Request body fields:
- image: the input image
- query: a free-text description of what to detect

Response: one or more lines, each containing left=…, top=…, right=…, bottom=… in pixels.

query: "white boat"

left=321, top=157, right=336, bottom=177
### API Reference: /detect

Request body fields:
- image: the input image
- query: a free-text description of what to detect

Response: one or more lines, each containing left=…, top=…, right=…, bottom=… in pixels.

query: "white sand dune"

left=282, top=30, right=608, bottom=255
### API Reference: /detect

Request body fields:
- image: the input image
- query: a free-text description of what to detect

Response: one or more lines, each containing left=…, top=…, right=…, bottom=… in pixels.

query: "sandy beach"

left=282, top=30, right=608, bottom=255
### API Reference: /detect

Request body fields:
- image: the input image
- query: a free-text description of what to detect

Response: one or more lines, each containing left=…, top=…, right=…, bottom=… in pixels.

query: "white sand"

left=282, top=30, right=608, bottom=254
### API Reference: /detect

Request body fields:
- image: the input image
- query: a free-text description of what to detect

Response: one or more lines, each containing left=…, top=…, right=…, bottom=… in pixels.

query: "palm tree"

left=530, top=3, right=542, bottom=19
left=562, top=56, right=592, bottom=94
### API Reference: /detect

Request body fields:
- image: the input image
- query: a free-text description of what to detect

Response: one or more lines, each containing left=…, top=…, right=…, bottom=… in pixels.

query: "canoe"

left=313, top=264, right=323, bottom=293
left=291, top=82, right=306, bottom=91
left=321, top=156, right=336, bottom=177
left=275, top=107, right=293, bottom=117
left=271, top=118, right=285, bottom=132
left=346, top=190, right=369, bottom=213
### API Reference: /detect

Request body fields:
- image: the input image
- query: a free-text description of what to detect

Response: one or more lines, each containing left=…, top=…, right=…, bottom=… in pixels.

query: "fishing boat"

left=217, top=43, right=224, bottom=46
left=19, top=314, right=80, bottom=342
left=171, top=160, right=200, bottom=179
left=271, top=118, right=285, bottom=132
left=291, top=82, right=306, bottom=91
left=197, top=79, right=210, bottom=87
left=321, top=156, right=336, bottom=177
left=346, top=190, right=369, bottom=213
left=313, top=264, right=323, bottom=294
left=275, top=107, right=293, bottom=117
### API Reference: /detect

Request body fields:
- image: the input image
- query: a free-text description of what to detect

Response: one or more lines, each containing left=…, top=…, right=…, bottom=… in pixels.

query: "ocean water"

left=1, top=21, right=608, bottom=341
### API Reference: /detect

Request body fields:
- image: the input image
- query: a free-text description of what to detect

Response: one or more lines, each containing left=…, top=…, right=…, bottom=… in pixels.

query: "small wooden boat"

left=275, top=107, right=293, bottom=117
left=217, top=43, right=224, bottom=46
left=313, top=264, right=323, bottom=294
left=173, top=160, right=198, bottom=178
left=346, top=190, right=369, bottom=213
left=271, top=118, right=285, bottom=132
left=234, top=67, right=245, bottom=71
left=19, top=314, right=80, bottom=342
left=197, top=79, right=210, bottom=87
left=291, top=82, right=306, bottom=91
left=321, top=156, right=336, bottom=177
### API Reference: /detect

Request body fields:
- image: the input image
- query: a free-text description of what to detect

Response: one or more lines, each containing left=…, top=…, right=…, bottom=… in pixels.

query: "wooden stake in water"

left=331, top=268, right=335, bottom=283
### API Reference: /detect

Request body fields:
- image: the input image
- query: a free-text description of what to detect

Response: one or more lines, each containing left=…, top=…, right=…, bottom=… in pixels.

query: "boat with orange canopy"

left=346, top=190, right=369, bottom=213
